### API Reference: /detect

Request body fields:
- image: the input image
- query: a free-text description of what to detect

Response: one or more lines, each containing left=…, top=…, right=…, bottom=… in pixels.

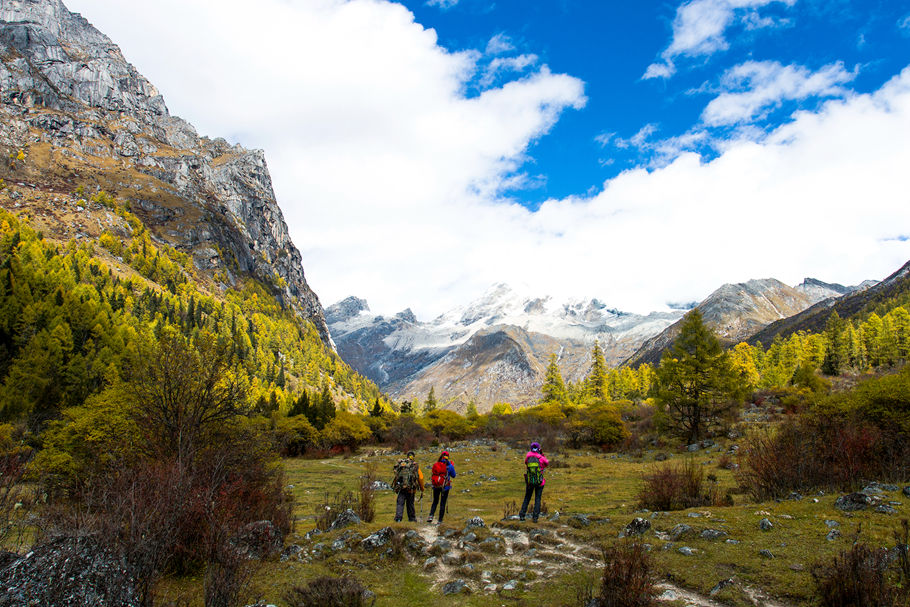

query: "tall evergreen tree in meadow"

left=424, top=387, right=438, bottom=413
left=586, top=340, right=609, bottom=401
left=655, top=309, right=745, bottom=443
left=541, top=353, right=567, bottom=405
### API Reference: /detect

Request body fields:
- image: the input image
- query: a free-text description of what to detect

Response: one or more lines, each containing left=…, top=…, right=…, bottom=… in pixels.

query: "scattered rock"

left=825, top=520, right=840, bottom=527
left=903, top=486, right=910, bottom=498
left=668, top=524, right=693, bottom=541
left=786, top=492, right=803, bottom=501
left=790, top=563, right=806, bottom=572
left=328, top=509, right=361, bottom=530
left=371, top=480, right=392, bottom=491
left=725, top=539, right=741, bottom=545
left=232, top=520, right=283, bottom=560
left=835, top=493, right=876, bottom=512
left=759, top=549, right=775, bottom=559
left=687, top=443, right=700, bottom=452
left=876, top=504, right=897, bottom=515
left=465, top=516, right=485, bottom=529
left=568, top=514, right=591, bottom=528
left=709, top=578, right=735, bottom=595
left=483, top=583, right=497, bottom=592
left=463, top=532, right=477, bottom=543
left=701, top=529, right=727, bottom=540
left=442, top=580, right=469, bottom=595
left=502, top=580, right=519, bottom=591
left=361, top=527, right=394, bottom=550
left=280, top=544, right=303, bottom=562
left=0, top=536, right=143, bottom=607
left=678, top=546, right=696, bottom=556
left=759, top=518, right=773, bottom=531
left=623, top=518, right=651, bottom=536
left=826, top=529, right=841, bottom=541
left=442, top=551, right=464, bottom=566
left=424, top=556, right=438, bottom=569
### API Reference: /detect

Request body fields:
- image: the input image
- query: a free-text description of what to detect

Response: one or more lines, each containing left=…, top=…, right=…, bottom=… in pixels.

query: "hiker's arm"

left=447, top=463, right=456, bottom=477
left=540, top=454, right=549, bottom=468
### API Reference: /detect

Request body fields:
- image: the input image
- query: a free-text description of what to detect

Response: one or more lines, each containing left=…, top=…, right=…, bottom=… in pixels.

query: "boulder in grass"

left=361, top=527, right=394, bottom=550
left=328, top=509, right=361, bottom=530
left=442, top=580, right=469, bottom=595
left=623, top=517, right=651, bottom=536
left=834, top=493, right=876, bottom=512
left=759, top=518, right=773, bottom=531
left=465, top=516, right=485, bottom=529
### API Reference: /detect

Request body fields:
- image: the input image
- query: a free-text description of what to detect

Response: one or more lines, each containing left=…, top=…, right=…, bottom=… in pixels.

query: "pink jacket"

left=524, top=451, right=549, bottom=486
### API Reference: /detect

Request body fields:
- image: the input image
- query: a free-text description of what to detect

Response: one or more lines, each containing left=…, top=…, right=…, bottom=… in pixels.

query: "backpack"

left=431, top=461, right=448, bottom=489
left=525, top=457, right=543, bottom=487
left=393, top=459, right=419, bottom=493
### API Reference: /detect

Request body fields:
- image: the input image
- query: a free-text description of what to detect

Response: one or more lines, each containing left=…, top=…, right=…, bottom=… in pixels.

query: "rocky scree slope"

left=0, top=0, right=332, bottom=345
left=624, top=278, right=866, bottom=367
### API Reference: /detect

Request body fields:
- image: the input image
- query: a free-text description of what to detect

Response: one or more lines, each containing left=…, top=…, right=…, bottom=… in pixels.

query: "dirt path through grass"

left=410, top=521, right=794, bottom=607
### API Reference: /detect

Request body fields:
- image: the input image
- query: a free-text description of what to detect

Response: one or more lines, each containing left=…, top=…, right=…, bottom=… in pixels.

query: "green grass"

left=157, top=442, right=908, bottom=606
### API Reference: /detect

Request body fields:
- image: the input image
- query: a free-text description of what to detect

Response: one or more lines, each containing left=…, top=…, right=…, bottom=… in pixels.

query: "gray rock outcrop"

left=0, top=0, right=332, bottom=346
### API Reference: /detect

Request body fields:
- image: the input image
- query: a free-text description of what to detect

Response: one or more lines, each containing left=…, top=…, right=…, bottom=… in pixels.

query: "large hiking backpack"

left=525, top=458, right=543, bottom=487
left=431, top=461, right=448, bottom=489
left=393, top=459, right=419, bottom=493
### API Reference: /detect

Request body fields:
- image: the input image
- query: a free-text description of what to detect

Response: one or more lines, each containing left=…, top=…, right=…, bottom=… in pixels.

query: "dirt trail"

left=411, top=522, right=794, bottom=607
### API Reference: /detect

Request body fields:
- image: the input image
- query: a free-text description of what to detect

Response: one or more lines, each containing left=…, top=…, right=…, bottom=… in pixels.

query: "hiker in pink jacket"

left=519, top=441, right=549, bottom=522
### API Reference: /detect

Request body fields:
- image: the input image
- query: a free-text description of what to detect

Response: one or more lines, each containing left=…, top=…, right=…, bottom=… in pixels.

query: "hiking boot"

left=532, top=518, right=538, bottom=523
left=426, top=517, right=433, bottom=523
left=519, top=517, right=525, bottom=522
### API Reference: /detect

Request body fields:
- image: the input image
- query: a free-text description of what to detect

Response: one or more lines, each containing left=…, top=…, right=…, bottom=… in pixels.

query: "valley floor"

left=157, top=440, right=905, bottom=606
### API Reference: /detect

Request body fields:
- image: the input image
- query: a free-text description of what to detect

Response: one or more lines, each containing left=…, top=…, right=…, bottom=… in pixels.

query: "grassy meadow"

left=155, top=439, right=906, bottom=606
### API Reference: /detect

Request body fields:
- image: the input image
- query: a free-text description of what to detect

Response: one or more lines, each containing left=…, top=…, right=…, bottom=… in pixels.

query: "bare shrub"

left=593, top=541, right=658, bottom=607
left=358, top=464, right=376, bottom=523
left=502, top=500, right=518, bottom=520
left=0, top=438, right=32, bottom=550
left=638, top=459, right=718, bottom=511
left=737, top=416, right=889, bottom=501
left=811, top=542, right=900, bottom=607
left=284, top=576, right=374, bottom=607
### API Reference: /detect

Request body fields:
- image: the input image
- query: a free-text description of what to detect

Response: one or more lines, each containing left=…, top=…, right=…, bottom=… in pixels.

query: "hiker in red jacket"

left=426, top=450, right=456, bottom=524
left=519, top=441, right=549, bottom=523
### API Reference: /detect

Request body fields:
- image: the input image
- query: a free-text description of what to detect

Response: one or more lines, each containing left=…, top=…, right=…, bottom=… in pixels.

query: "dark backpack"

left=393, top=459, right=419, bottom=492
left=431, top=461, right=448, bottom=488
left=525, top=458, right=543, bottom=487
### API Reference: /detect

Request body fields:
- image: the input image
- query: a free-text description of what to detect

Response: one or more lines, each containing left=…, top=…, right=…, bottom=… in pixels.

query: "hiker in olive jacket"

left=426, top=450, right=456, bottom=524
left=393, top=450, right=424, bottom=522
left=519, top=441, right=549, bottom=522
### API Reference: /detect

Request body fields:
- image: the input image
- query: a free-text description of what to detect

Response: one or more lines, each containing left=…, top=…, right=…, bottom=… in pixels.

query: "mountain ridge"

left=0, top=0, right=333, bottom=346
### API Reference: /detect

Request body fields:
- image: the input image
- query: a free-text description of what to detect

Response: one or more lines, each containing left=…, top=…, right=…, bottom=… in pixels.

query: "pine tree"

left=424, top=387, right=438, bottom=413
left=370, top=398, right=382, bottom=417
left=541, top=353, right=567, bottom=405
left=655, top=309, right=746, bottom=444
left=586, top=340, right=609, bottom=401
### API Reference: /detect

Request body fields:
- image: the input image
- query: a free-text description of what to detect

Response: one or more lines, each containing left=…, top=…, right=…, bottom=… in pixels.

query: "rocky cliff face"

left=0, top=0, right=332, bottom=345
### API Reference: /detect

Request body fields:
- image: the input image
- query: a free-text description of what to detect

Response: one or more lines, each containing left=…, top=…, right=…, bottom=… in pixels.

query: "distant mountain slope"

left=748, top=262, right=907, bottom=346
left=327, top=284, right=682, bottom=411
left=0, top=0, right=332, bottom=345
left=624, top=277, right=863, bottom=367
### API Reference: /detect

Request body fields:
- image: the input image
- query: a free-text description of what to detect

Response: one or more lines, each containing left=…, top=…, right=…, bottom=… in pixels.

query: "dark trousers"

left=395, top=490, right=416, bottom=522
left=428, top=487, right=449, bottom=522
left=519, top=483, right=543, bottom=521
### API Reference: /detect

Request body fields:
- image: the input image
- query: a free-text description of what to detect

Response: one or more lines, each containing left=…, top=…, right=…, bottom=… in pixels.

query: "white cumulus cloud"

left=702, top=60, right=857, bottom=126
left=65, top=0, right=910, bottom=320
left=645, top=0, right=797, bottom=80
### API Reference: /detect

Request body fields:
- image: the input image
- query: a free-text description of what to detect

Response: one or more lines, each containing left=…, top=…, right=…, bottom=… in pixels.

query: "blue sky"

left=67, top=0, right=910, bottom=318
left=400, top=0, right=910, bottom=207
